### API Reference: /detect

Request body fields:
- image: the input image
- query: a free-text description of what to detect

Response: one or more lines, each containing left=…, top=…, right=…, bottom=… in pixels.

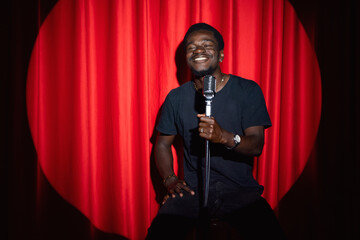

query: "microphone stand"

left=203, top=98, right=212, bottom=208
left=202, top=75, right=216, bottom=208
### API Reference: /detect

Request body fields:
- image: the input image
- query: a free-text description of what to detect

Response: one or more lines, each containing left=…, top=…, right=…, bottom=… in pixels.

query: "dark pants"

left=147, top=182, right=286, bottom=240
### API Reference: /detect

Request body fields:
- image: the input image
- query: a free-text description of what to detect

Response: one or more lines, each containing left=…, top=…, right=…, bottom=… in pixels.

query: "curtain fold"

left=26, top=0, right=321, bottom=239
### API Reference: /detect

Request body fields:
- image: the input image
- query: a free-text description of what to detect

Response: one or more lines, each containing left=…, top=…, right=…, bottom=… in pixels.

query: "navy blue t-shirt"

left=157, top=75, right=271, bottom=193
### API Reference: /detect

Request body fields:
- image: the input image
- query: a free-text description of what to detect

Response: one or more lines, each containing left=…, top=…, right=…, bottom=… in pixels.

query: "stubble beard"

left=190, top=66, right=216, bottom=77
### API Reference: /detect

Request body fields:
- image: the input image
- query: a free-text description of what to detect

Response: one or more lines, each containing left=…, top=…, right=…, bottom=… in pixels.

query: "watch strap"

left=226, top=134, right=241, bottom=150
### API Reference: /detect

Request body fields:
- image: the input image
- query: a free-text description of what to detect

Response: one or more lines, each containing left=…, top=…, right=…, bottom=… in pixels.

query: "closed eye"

left=186, top=45, right=196, bottom=52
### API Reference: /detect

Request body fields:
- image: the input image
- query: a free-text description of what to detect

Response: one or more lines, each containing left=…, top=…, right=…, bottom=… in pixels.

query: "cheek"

left=210, top=55, right=219, bottom=64
left=186, top=58, right=192, bottom=66
left=185, top=53, right=192, bottom=60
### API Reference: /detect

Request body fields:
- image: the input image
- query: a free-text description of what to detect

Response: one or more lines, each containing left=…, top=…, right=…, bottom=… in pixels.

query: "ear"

left=219, top=50, right=224, bottom=62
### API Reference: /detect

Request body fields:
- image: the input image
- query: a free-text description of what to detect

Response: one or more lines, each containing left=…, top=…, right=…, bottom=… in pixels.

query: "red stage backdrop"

left=26, top=0, right=321, bottom=239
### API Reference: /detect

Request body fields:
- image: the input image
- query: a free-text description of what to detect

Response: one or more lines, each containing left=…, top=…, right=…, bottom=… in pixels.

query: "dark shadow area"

left=277, top=0, right=360, bottom=239
left=275, top=146, right=322, bottom=240
left=9, top=165, right=128, bottom=240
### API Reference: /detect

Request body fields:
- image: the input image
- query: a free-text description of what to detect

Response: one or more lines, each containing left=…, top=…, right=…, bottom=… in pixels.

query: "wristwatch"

left=226, top=134, right=241, bottom=150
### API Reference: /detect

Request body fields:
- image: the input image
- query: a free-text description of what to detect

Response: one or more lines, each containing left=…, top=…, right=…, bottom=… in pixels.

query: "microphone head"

left=203, top=75, right=216, bottom=100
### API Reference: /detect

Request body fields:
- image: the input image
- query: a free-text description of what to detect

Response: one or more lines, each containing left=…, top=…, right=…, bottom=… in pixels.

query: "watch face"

left=234, top=135, right=241, bottom=143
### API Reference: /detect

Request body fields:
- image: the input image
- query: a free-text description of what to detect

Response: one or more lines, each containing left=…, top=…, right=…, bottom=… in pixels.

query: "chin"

left=191, top=66, right=215, bottom=77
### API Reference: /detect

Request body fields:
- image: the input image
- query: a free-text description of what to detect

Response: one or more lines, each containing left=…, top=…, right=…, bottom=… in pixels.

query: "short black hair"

left=183, top=23, right=224, bottom=50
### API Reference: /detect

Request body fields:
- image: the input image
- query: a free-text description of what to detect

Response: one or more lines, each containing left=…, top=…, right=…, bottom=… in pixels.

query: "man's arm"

left=197, top=114, right=265, bottom=156
left=221, top=125, right=264, bottom=156
left=155, top=133, right=195, bottom=203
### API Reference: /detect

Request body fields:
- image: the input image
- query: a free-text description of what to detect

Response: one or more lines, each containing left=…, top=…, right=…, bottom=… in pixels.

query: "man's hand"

left=197, top=114, right=227, bottom=144
left=197, top=114, right=265, bottom=156
left=162, top=176, right=195, bottom=205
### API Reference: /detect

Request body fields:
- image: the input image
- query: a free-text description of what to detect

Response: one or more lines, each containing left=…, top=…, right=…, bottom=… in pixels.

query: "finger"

left=162, top=195, right=170, bottom=205
left=199, top=123, right=212, bottom=131
left=162, top=195, right=169, bottom=205
left=168, top=189, right=176, bottom=198
left=201, top=118, right=215, bottom=124
left=181, top=185, right=196, bottom=195
left=178, top=181, right=195, bottom=195
left=198, top=115, right=209, bottom=121
left=197, top=114, right=205, bottom=118
left=199, top=119, right=215, bottom=127
left=198, top=122, right=209, bottom=127
left=199, top=132, right=209, bottom=140
left=174, top=185, right=184, bottom=197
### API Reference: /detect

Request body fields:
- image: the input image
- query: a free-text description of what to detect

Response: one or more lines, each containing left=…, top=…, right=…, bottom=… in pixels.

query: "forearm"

left=155, top=135, right=195, bottom=200
left=154, top=141, right=175, bottom=180
left=220, top=129, right=264, bottom=156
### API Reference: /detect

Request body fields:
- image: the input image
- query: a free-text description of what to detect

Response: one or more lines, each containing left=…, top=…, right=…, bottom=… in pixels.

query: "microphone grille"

left=203, top=75, right=216, bottom=99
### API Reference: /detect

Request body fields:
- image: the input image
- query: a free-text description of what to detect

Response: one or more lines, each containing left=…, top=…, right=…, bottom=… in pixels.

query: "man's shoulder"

left=167, top=81, right=193, bottom=98
left=229, top=75, right=260, bottom=91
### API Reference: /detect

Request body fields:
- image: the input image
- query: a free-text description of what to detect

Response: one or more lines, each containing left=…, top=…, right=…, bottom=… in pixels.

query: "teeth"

left=194, top=57, right=207, bottom=61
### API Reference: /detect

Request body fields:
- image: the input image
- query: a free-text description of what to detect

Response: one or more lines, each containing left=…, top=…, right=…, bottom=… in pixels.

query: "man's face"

left=185, top=30, right=223, bottom=77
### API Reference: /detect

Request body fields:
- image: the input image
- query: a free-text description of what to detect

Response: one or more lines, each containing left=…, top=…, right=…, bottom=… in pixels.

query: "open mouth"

left=193, top=56, right=209, bottom=62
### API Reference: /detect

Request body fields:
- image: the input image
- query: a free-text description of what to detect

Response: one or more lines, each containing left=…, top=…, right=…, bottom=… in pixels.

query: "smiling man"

left=147, top=23, right=285, bottom=239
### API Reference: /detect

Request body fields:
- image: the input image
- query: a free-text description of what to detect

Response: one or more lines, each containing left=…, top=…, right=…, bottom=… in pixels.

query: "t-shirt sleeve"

left=242, top=82, right=272, bottom=130
left=156, top=91, right=178, bottom=135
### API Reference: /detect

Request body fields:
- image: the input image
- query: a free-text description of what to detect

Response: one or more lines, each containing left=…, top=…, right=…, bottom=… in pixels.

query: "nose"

left=194, top=46, right=206, bottom=53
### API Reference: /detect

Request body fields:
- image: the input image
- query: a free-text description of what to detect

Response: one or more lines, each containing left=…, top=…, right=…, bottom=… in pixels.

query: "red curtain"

left=26, top=0, right=321, bottom=239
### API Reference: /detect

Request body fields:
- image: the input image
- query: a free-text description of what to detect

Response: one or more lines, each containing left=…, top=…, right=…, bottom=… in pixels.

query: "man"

left=147, top=23, right=285, bottom=239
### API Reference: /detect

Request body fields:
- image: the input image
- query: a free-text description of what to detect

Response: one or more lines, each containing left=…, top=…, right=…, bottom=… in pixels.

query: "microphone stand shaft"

left=203, top=101, right=212, bottom=208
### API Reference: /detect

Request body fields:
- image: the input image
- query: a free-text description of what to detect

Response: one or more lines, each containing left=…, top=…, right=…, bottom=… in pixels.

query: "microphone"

left=203, top=75, right=216, bottom=117
left=202, top=75, right=216, bottom=208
